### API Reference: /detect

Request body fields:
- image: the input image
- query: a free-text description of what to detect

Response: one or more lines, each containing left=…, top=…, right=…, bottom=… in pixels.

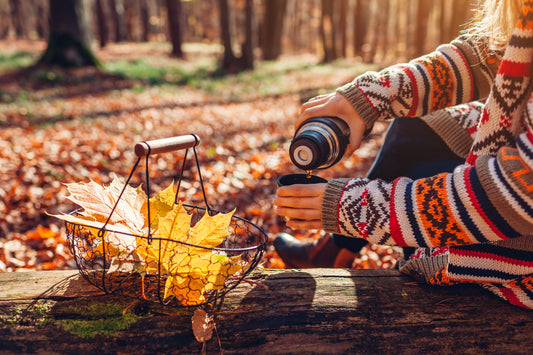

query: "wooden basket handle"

left=134, top=134, right=200, bottom=157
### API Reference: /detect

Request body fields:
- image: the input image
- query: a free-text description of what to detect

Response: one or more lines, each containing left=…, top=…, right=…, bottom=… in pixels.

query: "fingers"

left=285, top=219, right=323, bottom=230
left=274, top=183, right=325, bottom=230
left=274, top=206, right=321, bottom=221
left=276, top=183, right=326, bottom=198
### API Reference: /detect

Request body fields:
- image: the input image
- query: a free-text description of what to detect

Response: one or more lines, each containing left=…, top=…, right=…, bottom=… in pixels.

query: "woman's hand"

left=273, top=183, right=327, bottom=230
left=297, top=92, right=366, bottom=156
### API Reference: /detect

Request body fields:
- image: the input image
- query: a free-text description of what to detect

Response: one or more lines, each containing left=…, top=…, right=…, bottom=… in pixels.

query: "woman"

left=274, top=0, right=533, bottom=309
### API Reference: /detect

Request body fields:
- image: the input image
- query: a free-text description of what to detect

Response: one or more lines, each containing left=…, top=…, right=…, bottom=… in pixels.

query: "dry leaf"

left=64, top=174, right=147, bottom=233
left=51, top=178, right=246, bottom=306
left=191, top=308, right=214, bottom=343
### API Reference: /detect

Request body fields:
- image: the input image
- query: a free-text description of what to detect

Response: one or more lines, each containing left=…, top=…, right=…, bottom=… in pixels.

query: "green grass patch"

left=0, top=52, right=39, bottom=73
left=103, top=58, right=216, bottom=87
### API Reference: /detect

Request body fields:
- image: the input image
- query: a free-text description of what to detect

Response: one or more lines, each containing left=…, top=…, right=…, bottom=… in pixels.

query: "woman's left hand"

left=273, top=183, right=327, bottom=230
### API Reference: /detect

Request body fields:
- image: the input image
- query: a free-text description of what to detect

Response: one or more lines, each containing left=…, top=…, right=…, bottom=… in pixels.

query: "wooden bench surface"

left=1, top=268, right=532, bottom=354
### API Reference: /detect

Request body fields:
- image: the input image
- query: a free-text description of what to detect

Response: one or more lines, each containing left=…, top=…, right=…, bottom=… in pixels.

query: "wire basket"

left=64, top=134, right=268, bottom=307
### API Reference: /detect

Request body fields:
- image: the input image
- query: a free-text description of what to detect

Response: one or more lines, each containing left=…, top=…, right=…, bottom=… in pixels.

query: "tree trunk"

left=338, top=0, right=347, bottom=58
left=240, top=0, right=254, bottom=69
left=110, top=0, right=126, bottom=42
left=320, top=0, right=337, bottom=63
left=8, top=0, right=24, bottom=38
left=366, top=1, right=379, bottom=62
left=1, top=269, right=533, bottom=353
left=448, top=0, right=474, bottom=41
left=39, top=0, right=99, bottom=67
left=0, top=4, right=10, bottom=39
left=124, top=0, right=137, bottom=41
left=218, top=0, right=236, bottom=70
left=33, top=0, right=49, bottom=39
left=166, top=0, right=184, bottom=58
left=412, top=0, right=431, bottom=58
left=95, top=0, right=108, bottom=48
left=439, top=0, right=448, bottom=43
left=353, top=0, right=369, bottom=59
left=140, top=0, right=150, bottom=42
left=260, top=0, right=287, bottom=60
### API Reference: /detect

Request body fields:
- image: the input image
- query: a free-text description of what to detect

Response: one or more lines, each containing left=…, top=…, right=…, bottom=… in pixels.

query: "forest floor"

left=0, top=40, right=402, bottom=273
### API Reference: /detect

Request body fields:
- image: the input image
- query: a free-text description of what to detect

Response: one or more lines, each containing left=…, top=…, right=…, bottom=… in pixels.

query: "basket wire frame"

left=65, top=137, right=268, bottom=307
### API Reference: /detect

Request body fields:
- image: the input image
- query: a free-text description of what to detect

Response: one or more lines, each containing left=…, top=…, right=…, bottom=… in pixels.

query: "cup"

left=277, top=173, right=328, bottom=187
left=276, top=174, right=328, bottom=222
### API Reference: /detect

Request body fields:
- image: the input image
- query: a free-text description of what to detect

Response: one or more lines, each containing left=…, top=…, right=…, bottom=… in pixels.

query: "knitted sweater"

left=325, top=3, right=533, bottom=309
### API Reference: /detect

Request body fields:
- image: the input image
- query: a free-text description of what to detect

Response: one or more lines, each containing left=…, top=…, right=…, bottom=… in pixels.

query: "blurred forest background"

left=1, top=0, right=478, bottom=66
left=1, top=0, right=478, bottom=272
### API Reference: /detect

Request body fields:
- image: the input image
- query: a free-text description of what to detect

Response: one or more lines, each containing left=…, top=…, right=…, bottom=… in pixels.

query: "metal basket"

left=65, top=134, right=268, bottom=307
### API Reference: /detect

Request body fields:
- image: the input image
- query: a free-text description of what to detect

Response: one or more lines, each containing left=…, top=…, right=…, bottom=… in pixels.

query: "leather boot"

left=273, top=233, right=356, bottom=268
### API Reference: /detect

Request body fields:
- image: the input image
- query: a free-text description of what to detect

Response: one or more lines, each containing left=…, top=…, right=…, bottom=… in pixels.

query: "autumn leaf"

left=51, top=177, right=247, bottom=306
left=47, top=212, right=139, bottom=257
left=145, top=181, right=177, bottom=229
left=50, top=176, right=148, bottom=261
left=135, top=202, right=192, bottom=275
left=191, top=309, right=214, bottom=343
left=186, top=208, right=235, bottom=247
left=164, top=252, right=246, bottom=305
left=63, top=174, right=147, bottom=233
left=137, top=201, right=245, bottom=306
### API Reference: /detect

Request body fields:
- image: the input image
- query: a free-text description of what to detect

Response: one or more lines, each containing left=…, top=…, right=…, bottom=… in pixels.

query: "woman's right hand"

left=297, top=92, right=367, bottom=156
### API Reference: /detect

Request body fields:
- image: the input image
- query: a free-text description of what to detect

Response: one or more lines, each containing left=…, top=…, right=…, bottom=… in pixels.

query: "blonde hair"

left=472, top=0, right=524, bottom=50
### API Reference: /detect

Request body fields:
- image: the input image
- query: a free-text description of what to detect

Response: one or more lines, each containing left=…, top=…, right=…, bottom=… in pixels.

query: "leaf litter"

left=0, top=41, right=400, bottom=274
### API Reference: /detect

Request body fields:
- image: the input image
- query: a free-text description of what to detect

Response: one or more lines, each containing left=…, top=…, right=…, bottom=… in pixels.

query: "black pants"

left=332, top=116, right=465, bottom=257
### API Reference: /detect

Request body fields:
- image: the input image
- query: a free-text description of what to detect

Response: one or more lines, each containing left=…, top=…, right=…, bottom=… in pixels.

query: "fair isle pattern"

left=447, top=242, right=533, bottom=283
left=351, top=44, right=476, bottom=121
left=480, top=148, right=533, bottom=234
left=327, top=2, right=533, bottom=309
left=466, top=4, right=533, bottom=165
left=444, top=102, right=484, bottom=138
left=337, top=35, right=496, bottom=135
left=337, top=179, right=394, bottom=246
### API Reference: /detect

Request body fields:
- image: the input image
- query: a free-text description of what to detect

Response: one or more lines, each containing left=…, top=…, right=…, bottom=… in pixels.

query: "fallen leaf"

left=191, top=308, right=214, bottom=343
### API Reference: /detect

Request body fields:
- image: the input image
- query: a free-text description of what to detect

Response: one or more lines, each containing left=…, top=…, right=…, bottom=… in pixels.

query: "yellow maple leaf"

left=186, top=207, right=235, bottom=247
left=136, top=202, right=192, bottom=275
left=52, top=178, right=246, bottom=306
left=164, top=252, right=246, bottom=305
left=145, top=181, right=177, bottom=230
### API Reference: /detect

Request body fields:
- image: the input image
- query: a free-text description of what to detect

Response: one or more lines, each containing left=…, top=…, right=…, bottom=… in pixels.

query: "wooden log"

left=1, top=268, right=532, bottom=354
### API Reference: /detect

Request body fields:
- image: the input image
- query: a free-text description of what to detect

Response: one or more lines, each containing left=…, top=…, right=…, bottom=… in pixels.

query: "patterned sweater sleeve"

left=336, top=35, right=500, bottom=132
left=321, top=133, right=533, bottom=248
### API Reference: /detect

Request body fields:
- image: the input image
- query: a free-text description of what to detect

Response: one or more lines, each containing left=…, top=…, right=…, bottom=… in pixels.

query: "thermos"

left=289, top=117, right=350, bottom=170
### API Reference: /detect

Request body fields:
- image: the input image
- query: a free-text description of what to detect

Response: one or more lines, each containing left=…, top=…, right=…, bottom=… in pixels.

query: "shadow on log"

left=0, top=269, right=532, bottom=354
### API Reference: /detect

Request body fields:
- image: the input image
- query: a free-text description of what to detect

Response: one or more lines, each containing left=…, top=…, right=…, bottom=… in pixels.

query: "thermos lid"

left=289, top=135, right=330, bottom=170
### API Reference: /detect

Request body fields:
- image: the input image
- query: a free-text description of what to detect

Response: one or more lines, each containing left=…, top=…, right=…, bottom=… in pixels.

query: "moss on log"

left=0, top=269, right=532, bottom=354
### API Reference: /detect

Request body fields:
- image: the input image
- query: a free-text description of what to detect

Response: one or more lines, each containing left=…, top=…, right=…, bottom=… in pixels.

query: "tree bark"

left=39, top=0, right=98, bottom=67
left=260, top=0, right=287, bottom=60
left=95, top=0, right=108, bottom=48
left=140, top=0, right=150, bottom=42
left=240, top=0, right=254, bottom=70
left=338, top=0, right=348, bottom=58
left=353, top=0, right=369, bottom=59
left=34, top=0, right=49, bottom=39
left=218, top=0, right=236, bottom=70
left=320, top=0, right=337, bottom=63
left=110, top=0, right=126, bottom=42
left=412, top=0, right=431, bottom=58
left=448, top=0, right=474, bottom=41
left=1, top=269, right=532, bottom=354
left=8, top=0, right=25, bottom=38
left=166, top=0, right=184, bottom=58
left=217, top=0, right=253, bottom=73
